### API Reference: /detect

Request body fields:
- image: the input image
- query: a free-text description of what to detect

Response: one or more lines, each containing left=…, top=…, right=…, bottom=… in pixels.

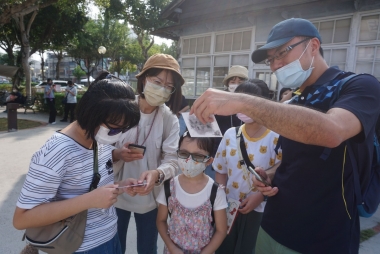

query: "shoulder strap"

left=236, top=126, right=255, bottom=169
left=164, top=179, right=171, bottom=217
left=210, top=182, right=219, bottom=227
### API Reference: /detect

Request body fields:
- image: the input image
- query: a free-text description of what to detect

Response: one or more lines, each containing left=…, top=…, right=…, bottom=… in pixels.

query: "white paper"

left=181, top=112, right=222, bottom=137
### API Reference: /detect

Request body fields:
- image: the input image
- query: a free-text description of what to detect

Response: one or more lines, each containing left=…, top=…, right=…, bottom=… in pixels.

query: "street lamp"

left=98, top=46, right=106, bottom=70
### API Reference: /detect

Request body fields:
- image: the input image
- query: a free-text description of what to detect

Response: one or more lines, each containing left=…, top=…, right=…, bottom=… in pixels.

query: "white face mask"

left=178, top=157, right=207, bottom=178
left=274, top=40, right=314, bottom=89
left=236, top=113, right=254, bottom=123
left=95, top=125, right=123, bottom=145
left=143, top=79, right=171, bottom=106
left=228, top=84, right=239, bottom=93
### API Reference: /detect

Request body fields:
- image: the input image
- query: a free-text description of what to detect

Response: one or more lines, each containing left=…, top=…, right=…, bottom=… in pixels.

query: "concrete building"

left=153, top=0, right=380, bottom=99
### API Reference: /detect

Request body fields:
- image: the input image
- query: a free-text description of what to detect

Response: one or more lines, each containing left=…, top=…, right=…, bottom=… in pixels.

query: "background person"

left=13, top=72, right=141, bottom=253
left=156, top=131, right=227, bottom=254
left=61, top=80, right=77, bottom=123
left=278, top=87, right=292, bottom=102
left=207, top=65, right=248, bottom=179
left=167, top=94, right=189, bottom=137
left=214, top=81, right=281, bottom=254
left=3, top=89, right=24, bottom=113
left=112, top=53, right=184, bottom=254
left=44, top=78, right=57, bottom=124
left=190, top=18, right=380, bottom=254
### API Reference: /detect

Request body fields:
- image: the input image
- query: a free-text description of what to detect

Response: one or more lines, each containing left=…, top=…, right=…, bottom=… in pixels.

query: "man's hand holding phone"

left=251, top=167, right=279, bottom=197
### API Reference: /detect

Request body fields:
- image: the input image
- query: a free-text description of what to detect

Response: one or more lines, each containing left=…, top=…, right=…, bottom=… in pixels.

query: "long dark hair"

left=77, top=72, right=140, bottom=140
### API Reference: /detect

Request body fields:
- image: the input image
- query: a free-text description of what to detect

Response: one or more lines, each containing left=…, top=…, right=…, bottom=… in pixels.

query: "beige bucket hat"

left=135, top=53, right=185, bottom=85
left=222, top=65, right=248, bottom=86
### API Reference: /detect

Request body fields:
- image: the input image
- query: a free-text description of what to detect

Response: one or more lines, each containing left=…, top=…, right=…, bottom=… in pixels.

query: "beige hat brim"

left=222, top=73, right=248, bottom=86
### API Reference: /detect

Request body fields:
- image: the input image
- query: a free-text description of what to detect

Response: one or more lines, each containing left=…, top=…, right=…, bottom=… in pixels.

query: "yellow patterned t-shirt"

left=212, top=125, right=281, bottom=213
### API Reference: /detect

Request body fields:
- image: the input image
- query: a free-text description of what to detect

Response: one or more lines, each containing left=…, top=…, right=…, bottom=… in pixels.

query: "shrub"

left=35, top=92, right=83, bottom=115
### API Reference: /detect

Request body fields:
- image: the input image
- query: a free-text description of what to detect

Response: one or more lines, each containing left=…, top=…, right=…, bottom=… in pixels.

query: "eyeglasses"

left=264, top=38, right=311, bottom=66
left=147, top=76, right=176, bottom=94
left=103, top=122, right=130, bottom=136
left=177, top=150, right=210, bottom=163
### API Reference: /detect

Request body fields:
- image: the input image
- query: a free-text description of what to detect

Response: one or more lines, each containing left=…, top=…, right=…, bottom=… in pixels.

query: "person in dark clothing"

left=191, top=18, right=380, bottom=254
left=44, top=78, right=57, bottom=124
left=3, top=90, right=24, bottom=113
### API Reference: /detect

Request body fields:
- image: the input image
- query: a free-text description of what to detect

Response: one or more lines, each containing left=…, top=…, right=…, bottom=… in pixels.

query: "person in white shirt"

left=156, top=131, right=228, bottom=254
left=61, top=80, right=78, bottom=123
left=112, top=54, right=185, bottom=254
left=14, top=72, right=141, bottom=253
left=213, top=80, right=281, bottom=254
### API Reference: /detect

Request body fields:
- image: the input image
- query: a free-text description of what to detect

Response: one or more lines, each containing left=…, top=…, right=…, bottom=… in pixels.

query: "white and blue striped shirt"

left=17, top=132, right=117, bottom=252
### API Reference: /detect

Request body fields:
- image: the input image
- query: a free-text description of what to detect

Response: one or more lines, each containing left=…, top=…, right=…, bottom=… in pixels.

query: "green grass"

left=360, top=228, right=377, bottom=243
left=0, top=118, right=43, bottom=132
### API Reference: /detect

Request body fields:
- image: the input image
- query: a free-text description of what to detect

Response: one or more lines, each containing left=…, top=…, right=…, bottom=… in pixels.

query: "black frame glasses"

left=264, top=37, right=311, bottom=66
left=177, top=150, right=210, bottom=163
left=103, top=122, right=130, bottom=136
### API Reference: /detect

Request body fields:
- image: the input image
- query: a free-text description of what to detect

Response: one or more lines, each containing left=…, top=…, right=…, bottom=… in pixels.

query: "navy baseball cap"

left=251, top=18, right=322, bottom=63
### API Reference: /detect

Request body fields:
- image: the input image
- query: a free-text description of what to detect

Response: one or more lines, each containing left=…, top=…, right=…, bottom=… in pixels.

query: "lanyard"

left=135, top=108, right=158, bottom=145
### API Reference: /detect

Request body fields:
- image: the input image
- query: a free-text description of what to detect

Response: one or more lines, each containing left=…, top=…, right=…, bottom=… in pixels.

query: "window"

left=255, top=71, right=277, bottom=99
left=215, top=30, right=252, bottom=52
left=359, top=15, right=380, bottom=41
left=323, top=48, right=347, bottom=70
left=182, top=35, right=212, bottom=55
left=356, top=14, right=380, bottom=80
left=356, top=46, right=380, bottom=80
left=312, top=18, right=351, bottom=43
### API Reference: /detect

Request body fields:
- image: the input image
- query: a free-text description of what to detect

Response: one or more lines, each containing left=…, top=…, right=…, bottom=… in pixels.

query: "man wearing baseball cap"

left=190, top=18, right=380, bottom=253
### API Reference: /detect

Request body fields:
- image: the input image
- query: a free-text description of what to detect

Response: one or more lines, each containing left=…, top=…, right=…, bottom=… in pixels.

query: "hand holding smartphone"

left=248, top=166, right=272, bottom=187
left=128, top=144, right=146, bottom=156
left=117, top=181, right=147, bottom=189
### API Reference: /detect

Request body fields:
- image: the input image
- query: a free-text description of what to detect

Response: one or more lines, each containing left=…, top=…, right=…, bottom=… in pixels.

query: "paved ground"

left=0, top=108, right=379, bottom=253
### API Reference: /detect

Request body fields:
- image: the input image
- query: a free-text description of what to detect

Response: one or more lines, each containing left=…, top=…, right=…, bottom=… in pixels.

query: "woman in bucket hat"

left=112, top=53, right=184, bottom=254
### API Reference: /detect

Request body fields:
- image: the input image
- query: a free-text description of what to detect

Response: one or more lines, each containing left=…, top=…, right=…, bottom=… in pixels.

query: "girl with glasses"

left=14, top=72, right=140, bottom=254
left=156, top=131, right=228, bottom=254
left=213, top=80, right=282, bottom=254
left=112, top=54, right=184, bottom=254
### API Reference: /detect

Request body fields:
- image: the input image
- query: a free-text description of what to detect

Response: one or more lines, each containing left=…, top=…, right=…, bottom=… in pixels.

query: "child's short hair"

left=234, top=80, right=261, bottom=96
left=178, top=131, right=214, bottom=156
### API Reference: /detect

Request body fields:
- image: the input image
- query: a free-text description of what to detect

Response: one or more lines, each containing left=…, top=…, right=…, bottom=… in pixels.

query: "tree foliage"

left=107, top=0, right=172, bottom=64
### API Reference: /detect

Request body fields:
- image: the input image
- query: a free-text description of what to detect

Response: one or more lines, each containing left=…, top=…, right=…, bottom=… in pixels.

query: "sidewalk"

left=0, top=109, right=164, bottom=253
left=1, top=109, right=379, bottom=253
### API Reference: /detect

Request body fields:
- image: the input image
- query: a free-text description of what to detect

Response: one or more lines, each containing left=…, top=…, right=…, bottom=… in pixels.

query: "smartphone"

left=248, top=166, right=272, bottom=187
left=117, top=182, right=146, bottom=189
left=128, top=144, right=146, bottom=155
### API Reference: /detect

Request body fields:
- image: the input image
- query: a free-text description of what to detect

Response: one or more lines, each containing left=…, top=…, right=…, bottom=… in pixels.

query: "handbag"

left=61, top=92, right=68, bottom=105
left=23, top=142, right=100, bottom=253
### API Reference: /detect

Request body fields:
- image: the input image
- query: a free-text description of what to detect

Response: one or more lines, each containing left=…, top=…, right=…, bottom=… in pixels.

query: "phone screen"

left=128, top=144, right=146, bottom=155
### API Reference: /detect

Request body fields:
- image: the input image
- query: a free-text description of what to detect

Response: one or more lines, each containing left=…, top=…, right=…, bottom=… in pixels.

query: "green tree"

left=0, top=0, right=87, bottom=97
left=67, top=19, right=103, bottom=86
left=108, top=0, right=172, bottom=65
left=72, top=65, right=86, bottom=82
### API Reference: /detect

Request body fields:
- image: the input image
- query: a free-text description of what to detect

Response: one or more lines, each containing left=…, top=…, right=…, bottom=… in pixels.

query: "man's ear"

left=310, top=38, right=320, bottom=56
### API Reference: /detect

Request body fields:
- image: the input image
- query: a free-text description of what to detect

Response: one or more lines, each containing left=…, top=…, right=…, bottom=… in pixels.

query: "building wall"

left=171, top=1, right=380, bottom=99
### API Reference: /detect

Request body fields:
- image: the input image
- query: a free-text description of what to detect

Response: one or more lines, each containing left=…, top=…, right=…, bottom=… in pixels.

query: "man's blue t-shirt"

left=261, top=67, right=380, bottom=253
